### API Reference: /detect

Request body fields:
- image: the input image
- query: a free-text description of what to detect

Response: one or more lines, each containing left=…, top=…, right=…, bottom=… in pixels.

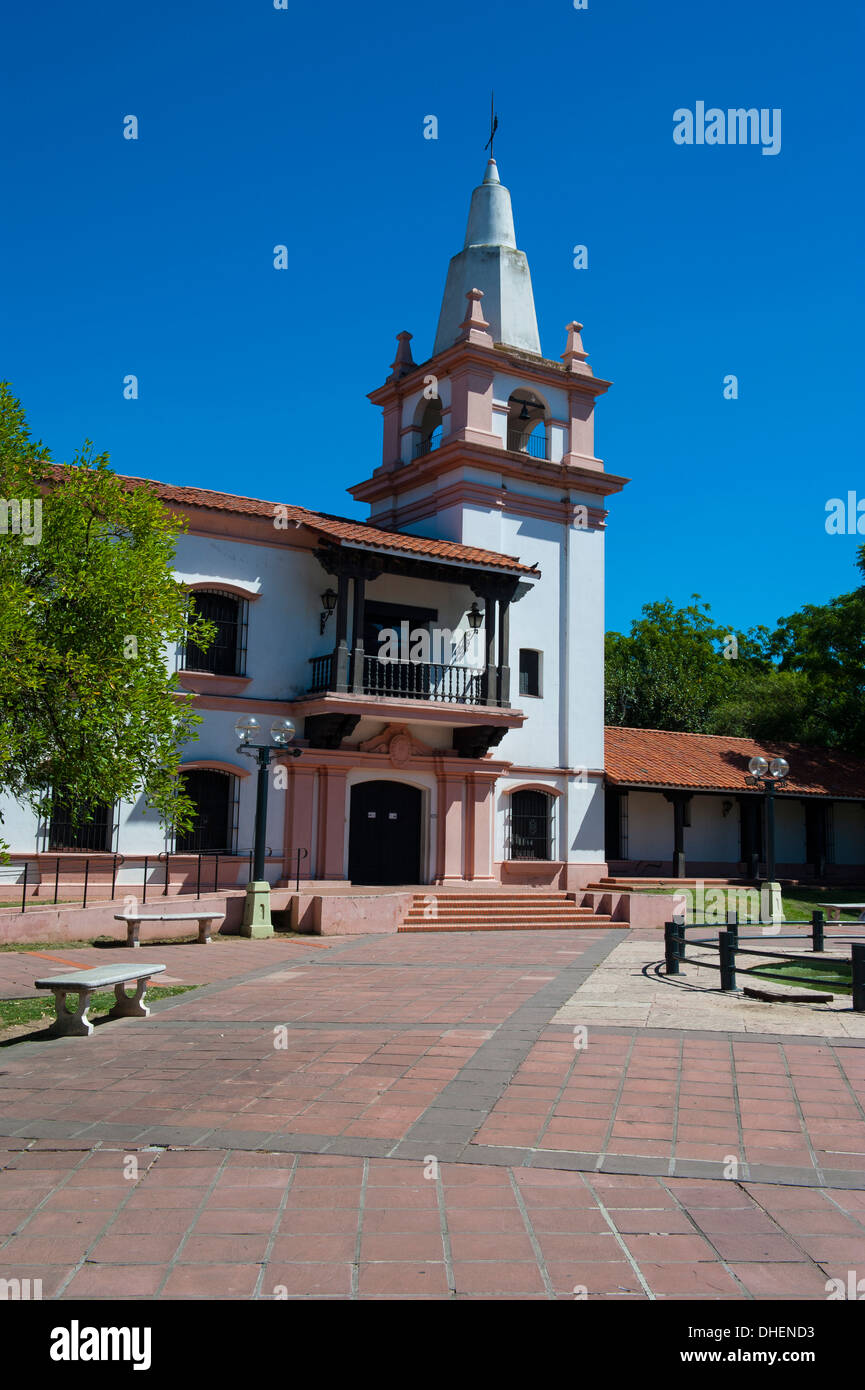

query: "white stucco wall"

left=174, top=536, right=327, bottom=701
left=625, top=791, right=672, bottom=861
left=685, top=796, right=740, bottom=861
left=775, top=799, right=806, bottom=864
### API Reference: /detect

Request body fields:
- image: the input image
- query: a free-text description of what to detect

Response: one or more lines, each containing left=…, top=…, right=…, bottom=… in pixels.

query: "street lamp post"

left=235, top=716, right=301, bottom=937
left=745, top=755, right=790, bottom=924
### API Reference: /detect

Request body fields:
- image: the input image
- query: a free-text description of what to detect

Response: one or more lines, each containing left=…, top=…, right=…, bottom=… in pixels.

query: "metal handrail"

left=413, top=433, right=443, bottom=459
left=507, top=430, right=548, bottom=460
left=6, top=845, right=301, bottom=913
left=158, top=851, right=171, bottom=897
left=291, top=847, right=309, bottom=892
left=10, top=852, right=128, bottom=913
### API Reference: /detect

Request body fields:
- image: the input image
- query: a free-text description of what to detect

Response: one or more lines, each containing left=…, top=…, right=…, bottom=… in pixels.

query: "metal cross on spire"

left=484, top=91, right=499, bottom=159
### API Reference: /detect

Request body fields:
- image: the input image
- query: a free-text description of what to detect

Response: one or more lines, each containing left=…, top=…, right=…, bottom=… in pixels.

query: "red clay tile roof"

left=47, top=466, right=537, bottom=576
left=605, top=727, right=865, bottom=799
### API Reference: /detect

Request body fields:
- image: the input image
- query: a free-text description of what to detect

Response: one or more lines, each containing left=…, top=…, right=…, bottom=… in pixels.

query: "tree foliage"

left=0, top=383, right=214, bottom=844
left=606, top=548, right=865, bottom=754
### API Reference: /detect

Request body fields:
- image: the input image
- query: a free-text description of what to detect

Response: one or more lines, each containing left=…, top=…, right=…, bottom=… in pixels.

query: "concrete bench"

left=34, top=963, right=167, bottom=1038
left=113, top=911, right=224, bottom=947
left=823, top=902, right=865, bottom=923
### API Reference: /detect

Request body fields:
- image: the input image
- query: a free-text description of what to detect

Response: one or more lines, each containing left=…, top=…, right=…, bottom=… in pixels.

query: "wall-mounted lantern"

left=319, top=588, right=338, bottom=635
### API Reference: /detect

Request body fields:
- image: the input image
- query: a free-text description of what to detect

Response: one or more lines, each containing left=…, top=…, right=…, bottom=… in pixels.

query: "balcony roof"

left=48, top=466, right=539, bottom=578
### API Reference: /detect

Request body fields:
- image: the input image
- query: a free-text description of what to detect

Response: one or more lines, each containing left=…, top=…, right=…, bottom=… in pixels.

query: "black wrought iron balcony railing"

left=413, top=433, right=443, bottom=459
left=308, top=653, right=487, bottom=705
left=361, top=657, right=485, bottom=704
left=507, top=431, right=548, bottom=460
left=309, top=652, right=335, bottom=693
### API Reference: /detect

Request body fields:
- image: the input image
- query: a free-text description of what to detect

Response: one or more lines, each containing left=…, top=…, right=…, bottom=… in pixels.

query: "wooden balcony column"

left=315, top=546, right=384, bottom=694
left=663, top=791, right=692, bottom=879
left=352, top=575, right=366, bottom=694
left=497, top=596, right=511, bottom=707
left=334, top=572, right=350, bottom=692
left=470, top=574, right=521, bottom=708
left=482, top=593, right=496, bottom=707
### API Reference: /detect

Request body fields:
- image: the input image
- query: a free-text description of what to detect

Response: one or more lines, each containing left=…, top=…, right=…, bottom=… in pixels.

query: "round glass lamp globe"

left=270, top=718, right=296, bottom=746
left=769, top=757, right=790, bottom=779
left=234, top=715, right=261, bottom=744
left=748, top=756, right=768, bottom=777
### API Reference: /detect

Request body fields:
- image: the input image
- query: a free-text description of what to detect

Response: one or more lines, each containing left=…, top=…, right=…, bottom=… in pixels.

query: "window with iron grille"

left=181, top=590, right=248, bottom=676
left=519, top=649, right=541, bottom=697
left=48, top=790, right=114, bottom=852
left=509, top=789, right=554, bottom=860
left=175, top=770, right=239, bottom=854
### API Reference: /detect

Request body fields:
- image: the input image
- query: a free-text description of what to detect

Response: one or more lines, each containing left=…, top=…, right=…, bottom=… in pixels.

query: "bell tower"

left=350, top=157, right=628, bottom=544
left=349, top=155, right=630, bottom=793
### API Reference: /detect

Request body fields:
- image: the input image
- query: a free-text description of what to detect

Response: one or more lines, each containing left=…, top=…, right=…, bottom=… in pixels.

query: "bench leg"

left=107, top=978, right=152, bottom=1020
left=198, top=917, right=215, bottom=944
left=126, top=919, right=141, bottom=948
left=47, top=986, right=94, bottom=1038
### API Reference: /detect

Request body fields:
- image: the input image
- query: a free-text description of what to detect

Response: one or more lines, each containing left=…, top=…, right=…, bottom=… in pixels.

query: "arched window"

left=413, top=398, right=444, bottom=459
left=181, top=590, right=248, bottom=676
left=509, top=789, right=554, bottom=861
left=176, top=770, right=238, bottom=854
left=506, top=390, right=548, bottom=460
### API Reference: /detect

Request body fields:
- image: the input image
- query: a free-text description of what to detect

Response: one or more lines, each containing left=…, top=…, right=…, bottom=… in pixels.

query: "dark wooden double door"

left=348, top=781, right=422, bottom=885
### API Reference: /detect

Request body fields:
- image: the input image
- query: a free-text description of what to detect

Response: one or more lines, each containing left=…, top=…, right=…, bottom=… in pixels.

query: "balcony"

left=310, top=652, right=486, bottom=705
left=298, top=645, right=524, bottom=753
left=297, top=544, right=529, bottom=752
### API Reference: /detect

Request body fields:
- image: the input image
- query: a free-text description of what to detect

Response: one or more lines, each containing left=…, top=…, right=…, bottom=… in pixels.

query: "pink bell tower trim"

left=562, top=320, right=592, bottom=376
left=457, top=288, right=494, bottom=348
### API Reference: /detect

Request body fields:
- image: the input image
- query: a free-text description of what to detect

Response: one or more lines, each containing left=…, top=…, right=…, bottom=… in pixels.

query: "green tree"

left=606, top=547, right=865, bottom=753
left=0, top=383, right=213, bottom=848
left=767, top=555, right=865, bottom=754
left=604, top=595, right=771, bottom=732
left=706, top=667, right=813, bottom=742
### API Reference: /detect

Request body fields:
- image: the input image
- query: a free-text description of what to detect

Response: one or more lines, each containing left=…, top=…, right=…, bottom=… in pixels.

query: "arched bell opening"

left=506, top=390, right=549, bottom=460
left=412, top=397, right=444, bottom=460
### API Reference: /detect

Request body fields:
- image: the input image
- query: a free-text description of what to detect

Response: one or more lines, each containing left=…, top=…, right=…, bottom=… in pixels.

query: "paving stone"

left=1, top=926, right=863, bottom=1299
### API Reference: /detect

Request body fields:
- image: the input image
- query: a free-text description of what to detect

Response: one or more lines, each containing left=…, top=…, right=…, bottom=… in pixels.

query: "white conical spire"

left=463, top=159, right=516, bottom=249
left=433, top=160, right=541, bottom=356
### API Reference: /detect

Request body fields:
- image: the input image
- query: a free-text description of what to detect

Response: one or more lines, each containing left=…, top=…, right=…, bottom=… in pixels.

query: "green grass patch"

left=0, top=934, right=243, bottom=953
left=0, top=985, right=196, bottom=1033
left=626, top=882, right=864, bottom=925
left=748, top=958, right=852, bottom=995
left=0, top=938, right=116, bottom=953
left=780, top=887, right=864, bottom=923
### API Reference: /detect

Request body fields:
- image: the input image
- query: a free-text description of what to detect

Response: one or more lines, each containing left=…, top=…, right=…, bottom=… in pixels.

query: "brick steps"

left=398, top=892, right=627, bottom=933
left=587, top=877, right=742, bottom=891
left=399, top=923, right=615, bottom=933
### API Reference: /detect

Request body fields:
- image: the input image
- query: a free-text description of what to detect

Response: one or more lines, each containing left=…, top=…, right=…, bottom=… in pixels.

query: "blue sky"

left=2, top=0, right=863, bottom=635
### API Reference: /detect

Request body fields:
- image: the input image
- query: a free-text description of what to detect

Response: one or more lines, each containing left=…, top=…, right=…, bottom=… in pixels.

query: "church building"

left=4, top=159, right=859, bottom=903
left=1, top=157, right=627, bottom=892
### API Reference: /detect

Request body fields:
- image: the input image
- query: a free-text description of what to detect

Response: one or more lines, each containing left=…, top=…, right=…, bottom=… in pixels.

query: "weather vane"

left=484, top=91, right=499, bottom=159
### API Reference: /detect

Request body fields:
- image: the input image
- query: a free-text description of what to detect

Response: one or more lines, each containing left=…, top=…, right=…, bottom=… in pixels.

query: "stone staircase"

left=584, top=876, right=745, bottom=893
left=398, top=891, right=626, bottom=933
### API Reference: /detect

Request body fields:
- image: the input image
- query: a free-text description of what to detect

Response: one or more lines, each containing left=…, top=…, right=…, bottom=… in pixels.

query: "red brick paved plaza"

left=1, top=928, right=864, bottom=1300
